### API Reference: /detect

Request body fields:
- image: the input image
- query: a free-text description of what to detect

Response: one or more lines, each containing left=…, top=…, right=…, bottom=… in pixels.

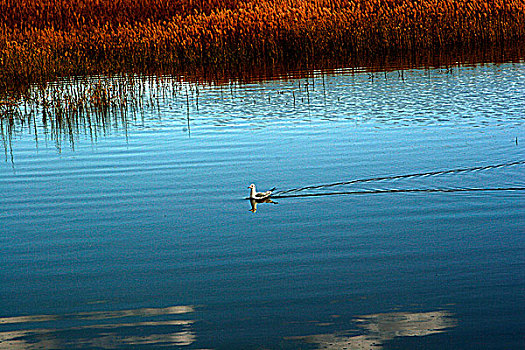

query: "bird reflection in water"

left=249, top=198, right=278, bottom=212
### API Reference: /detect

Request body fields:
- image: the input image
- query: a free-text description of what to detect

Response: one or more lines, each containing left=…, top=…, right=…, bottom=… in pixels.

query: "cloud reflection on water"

left=0, top=305, right=195, bottom=349
left=289, top=310, right=456, bottom=350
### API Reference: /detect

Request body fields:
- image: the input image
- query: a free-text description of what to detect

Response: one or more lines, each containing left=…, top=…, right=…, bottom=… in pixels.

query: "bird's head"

left=248, top=184, right=255, bottom=189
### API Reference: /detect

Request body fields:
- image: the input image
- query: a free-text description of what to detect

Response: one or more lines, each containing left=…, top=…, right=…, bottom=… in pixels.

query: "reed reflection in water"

left=0, top=74, right=192, bottom=160
left=2, top=60, right=524, bottom=164
left=0, top=305, right=195, bottom=349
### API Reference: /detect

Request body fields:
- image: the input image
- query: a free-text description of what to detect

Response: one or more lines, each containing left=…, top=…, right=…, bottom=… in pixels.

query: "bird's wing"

left=255, top=191, right=272, bottom=198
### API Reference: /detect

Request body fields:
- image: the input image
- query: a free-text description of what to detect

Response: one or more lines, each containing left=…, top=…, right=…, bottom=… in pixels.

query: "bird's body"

left=248, top=184, right=275, bottom=200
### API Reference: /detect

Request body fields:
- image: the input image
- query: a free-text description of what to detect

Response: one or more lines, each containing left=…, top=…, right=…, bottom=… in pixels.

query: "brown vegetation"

left=1, top=0, right=524, bottom=91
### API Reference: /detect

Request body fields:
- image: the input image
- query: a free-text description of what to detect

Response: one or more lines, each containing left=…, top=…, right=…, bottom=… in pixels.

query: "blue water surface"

left=0, top=62, right=524, bottom=349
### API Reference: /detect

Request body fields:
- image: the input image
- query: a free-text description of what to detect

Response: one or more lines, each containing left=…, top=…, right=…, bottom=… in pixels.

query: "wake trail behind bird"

left=271, top=160, right=525, bottom=197
left=272, top=187, right=525, bottom=198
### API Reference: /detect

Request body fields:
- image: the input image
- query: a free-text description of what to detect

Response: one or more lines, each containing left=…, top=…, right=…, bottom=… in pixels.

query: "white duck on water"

left=248, top=184, right=276, bottom=200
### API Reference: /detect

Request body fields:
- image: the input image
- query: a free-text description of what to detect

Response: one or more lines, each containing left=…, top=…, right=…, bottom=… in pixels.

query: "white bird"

left=248, top=184, right=276, bottom=200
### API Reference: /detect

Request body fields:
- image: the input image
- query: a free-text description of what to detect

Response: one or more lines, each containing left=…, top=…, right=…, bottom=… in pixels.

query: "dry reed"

left=0, top=0, right=524, bottom=92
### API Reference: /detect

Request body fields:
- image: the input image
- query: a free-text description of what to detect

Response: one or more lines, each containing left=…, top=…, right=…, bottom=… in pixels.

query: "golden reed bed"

left=1, top=0, right=524, bottom=90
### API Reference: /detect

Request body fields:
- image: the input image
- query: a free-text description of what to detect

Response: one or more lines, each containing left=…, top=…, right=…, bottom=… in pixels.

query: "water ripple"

left=273, top=160, right=525, bottom=196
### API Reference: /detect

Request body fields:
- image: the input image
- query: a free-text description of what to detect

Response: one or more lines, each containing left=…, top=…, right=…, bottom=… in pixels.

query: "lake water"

left=1, top=61, right=524, bottom=349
